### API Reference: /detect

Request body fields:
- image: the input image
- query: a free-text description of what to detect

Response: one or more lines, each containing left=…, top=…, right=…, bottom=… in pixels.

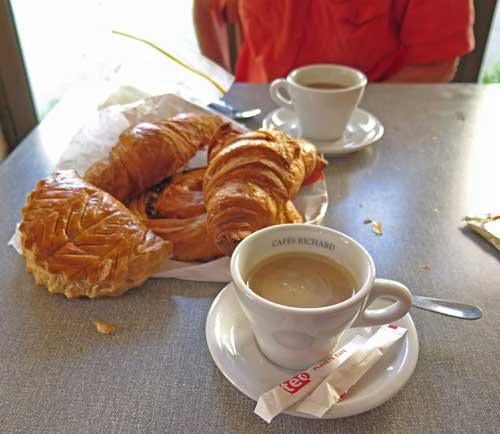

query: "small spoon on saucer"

left=209, top=100, right=262, bottom=120
left=412, top=295, right=482, bottom=320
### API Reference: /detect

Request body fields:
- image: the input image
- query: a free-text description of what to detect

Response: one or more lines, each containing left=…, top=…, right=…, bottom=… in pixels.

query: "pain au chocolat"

left=19, top=170, right=172, bottom=298
left=128, top=167, right=304, bottom=262
left=128, top=168, right=222, bottom=262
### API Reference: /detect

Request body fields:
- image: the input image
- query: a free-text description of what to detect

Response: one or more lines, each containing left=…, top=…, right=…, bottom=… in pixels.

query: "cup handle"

left=270, top=78, right=294, bottom=110
left=353, top=279, right=413, bottom=328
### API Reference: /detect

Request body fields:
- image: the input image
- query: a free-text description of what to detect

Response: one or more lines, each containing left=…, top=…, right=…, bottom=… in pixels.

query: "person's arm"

left=193, top=0, right=226, bottom=67
left=390, top=0, right=474, bottom=83
left=385, top=58, right=459, bottom=83
left=193, top=0, right=239, bottom=70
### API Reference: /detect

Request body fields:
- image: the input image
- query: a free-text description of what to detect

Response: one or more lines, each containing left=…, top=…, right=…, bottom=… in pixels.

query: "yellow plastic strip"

left=112, top=30, right=227, bottom=95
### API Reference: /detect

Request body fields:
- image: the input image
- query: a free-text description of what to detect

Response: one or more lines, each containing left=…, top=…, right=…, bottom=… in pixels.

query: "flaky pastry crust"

left=129, top=167, right=304, bottom=261
left=128, top=168, right=221, bottom=262
left=204, top=127, right=326, bottom=255
left=84, top=113, right=223, bottom=201
left=20, top=170, right=172, bottom=298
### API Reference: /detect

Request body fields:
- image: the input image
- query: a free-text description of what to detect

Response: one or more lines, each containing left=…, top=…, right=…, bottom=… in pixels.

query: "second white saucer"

left=263, top=107, right=384, bottom=156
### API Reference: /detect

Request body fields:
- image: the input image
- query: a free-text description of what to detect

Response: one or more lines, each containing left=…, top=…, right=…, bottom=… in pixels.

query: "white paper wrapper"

left=9, top=94, right=328, bottom=282
left=99, top=36, right=234, bottom=108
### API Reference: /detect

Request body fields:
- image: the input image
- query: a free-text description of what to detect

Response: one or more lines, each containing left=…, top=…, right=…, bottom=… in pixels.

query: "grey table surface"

left=0, top=84, right=499, bottom=434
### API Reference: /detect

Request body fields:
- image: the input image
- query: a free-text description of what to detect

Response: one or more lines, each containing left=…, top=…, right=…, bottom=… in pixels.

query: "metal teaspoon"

left=412, top=295, right=482, bottom=320
left=208, top=100, right=262, bottom=120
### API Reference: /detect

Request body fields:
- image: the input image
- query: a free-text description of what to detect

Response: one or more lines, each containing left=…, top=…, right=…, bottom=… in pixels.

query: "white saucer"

left=262, top=108, right=384, bottom=156
left=206, top=283, right=418, bottom=419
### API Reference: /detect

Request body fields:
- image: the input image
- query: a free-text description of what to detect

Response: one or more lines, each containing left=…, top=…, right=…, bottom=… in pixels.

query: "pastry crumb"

left=433, top=208, right=439, bottom=213
left=421, top=264, right=432, bottom=271
left=94, top=321, right=116, bottom=335
left=372, top=221, right=383, bottom=235
left=363, top=218, right=373, bottom=224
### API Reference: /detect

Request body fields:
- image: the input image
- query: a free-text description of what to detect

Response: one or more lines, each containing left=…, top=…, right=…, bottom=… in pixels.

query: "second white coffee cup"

left=270, top=64, right=367, bottom=141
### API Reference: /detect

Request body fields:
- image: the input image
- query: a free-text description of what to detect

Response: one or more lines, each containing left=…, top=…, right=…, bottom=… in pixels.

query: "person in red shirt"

left=194, top=0, right=475, bottom=83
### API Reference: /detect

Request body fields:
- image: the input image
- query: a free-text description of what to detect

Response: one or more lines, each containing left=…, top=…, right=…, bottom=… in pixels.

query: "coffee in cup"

left=302, top=81, right=348, bottom=90
left=246, top=252, right=356, bottom=308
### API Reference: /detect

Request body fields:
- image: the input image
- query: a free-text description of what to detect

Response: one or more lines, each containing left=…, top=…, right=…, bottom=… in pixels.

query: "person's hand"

left=385, top=58, right=459, bottom=83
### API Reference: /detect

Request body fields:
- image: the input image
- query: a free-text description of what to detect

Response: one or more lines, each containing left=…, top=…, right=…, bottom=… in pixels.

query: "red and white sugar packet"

left=254, top=335, right=366, bottom=423
left=254, top=325, right=407, bottom=423
left=296, top=324, right=407, bottom=417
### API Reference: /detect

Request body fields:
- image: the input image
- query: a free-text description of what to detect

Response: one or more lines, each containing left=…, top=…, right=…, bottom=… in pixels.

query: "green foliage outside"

left=482, top=62, right=500, bottom=83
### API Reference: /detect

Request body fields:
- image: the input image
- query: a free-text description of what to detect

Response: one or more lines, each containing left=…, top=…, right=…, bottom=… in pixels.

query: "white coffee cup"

left=270, top=64, right=367, bottom=141
left=230, top=224, right=412, bottom=370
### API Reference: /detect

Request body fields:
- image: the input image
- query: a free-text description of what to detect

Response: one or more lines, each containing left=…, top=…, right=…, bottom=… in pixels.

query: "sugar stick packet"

left=254, top=335, right=367, bottom=423
left=254, top=325, right=407, bottom=423
left=295, top=325, right=407, bottom=418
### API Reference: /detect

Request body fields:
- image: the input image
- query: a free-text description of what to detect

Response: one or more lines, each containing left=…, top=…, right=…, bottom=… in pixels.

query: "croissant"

left=19, top=170, right=172, bottom=298
left=84, top=113, right=223, bottom=201
left=206, top=122, right=245, bottom=162
left=128, top=167, right=305, bottom=261
left=277, top=200, right=304, bottom=225
left=204, top=127, right=326, bottom=255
